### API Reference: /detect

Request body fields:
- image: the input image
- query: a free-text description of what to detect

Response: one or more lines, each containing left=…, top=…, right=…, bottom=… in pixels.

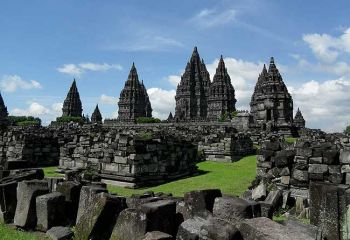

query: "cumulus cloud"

left=99, top=94, right=118, bottom=105
left=0, top=75, right=42, bottom=92
left=303, top=27, right=350, bottom=62
left=289, top=78, right=350, bottom=132
left=147, top=88, right=176, bottom=119
left=57, top=64, right=83, bottom=77
left=57, top=62, right=123, bottom=77
left=191, top=8, right=236, bottom=28
left=167, top=75, right=181, bottom=87
left=10, top=101, right=63, bottom=126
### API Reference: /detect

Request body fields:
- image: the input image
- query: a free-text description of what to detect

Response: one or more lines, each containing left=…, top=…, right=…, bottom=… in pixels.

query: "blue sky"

left=0, top=0, right=350, bottom=132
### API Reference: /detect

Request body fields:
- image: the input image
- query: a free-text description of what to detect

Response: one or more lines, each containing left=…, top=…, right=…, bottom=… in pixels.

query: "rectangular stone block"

left=340, top=149, right=350, bottom=164
left=308, top=164, right=328, bottom=174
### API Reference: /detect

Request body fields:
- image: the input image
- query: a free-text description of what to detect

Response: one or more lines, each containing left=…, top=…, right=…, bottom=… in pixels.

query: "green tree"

left=344, top=125, right=350, bottom=135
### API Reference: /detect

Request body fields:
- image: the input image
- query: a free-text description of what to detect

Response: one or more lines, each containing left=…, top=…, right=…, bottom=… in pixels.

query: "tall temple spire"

left=118, top=63, right=152, bottom=122
left=294, top=108, right=306, bottom=128
left=62, top=79, right=83, bottom=117
left=250, top=57, right=293, bottom=126
left=91, top=104, right=102, bottom=124
left=0, top=91, right=9, bottom=126
left=175, top=46, right=210, bottom=121
left=207, top=56, right=236, bottom=120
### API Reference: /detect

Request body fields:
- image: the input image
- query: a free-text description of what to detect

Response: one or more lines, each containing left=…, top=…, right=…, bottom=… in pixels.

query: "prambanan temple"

left=59, top=46, right=305, bottom=135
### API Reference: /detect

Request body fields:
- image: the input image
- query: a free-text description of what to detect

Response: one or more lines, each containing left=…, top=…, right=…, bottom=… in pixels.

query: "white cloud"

left=0, top=75, right=42, bottom=92
left=289, top=78, right=350, bottom=132
left=10, top=101, right=63, bottom=126
left=117, top=35, right=184, bottom=52
left=167, top=75, right=181, bottom=87
left=78, top=63, right=123, bottom=71
left=57, top=64, right=83, bottom=77
left=99, top=94, right=118, bottom=105
left=206, top=57, right=263, bottom=109
left=303, top=27, right=350, bottom=63
left=191, top=8, right=236, bottom=28
left=11, top=102, right=49, bottom=116
left=147, top=88, right=176, bottom=119
left=57, top=62, right=123, bottom=76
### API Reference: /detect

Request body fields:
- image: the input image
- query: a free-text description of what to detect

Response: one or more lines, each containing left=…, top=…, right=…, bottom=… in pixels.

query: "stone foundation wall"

left=256, top=134, right=350, bottom=199
left=199, top=133, right=254, bottom=162
left=0, top=127, right=59, bottom=169
left=58, top=127, right=198, bottom=187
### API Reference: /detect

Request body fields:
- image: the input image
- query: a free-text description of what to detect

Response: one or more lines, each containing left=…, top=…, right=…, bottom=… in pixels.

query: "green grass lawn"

left=43, top=166, right=64, bottom=178
left=43, top=155, right=257, bottom=197
left=285, top=137, right=298, bottom=144
left=108, top=155, right=257, bottom=197
left=0, top=223, right=48, bottom=240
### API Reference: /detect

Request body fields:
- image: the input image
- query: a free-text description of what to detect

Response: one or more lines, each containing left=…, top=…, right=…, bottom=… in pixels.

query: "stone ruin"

left=0, top=169, right=321, bottom=240
left=251, top=131, right=350, bottom=239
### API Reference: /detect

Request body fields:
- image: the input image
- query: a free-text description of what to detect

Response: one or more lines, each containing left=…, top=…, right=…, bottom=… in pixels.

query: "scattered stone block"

left=14, top=180, right=49, bottom=229
left=238, top=217, right=313, bottom=240
left=176, top=216, right=208, bottom=240
left=183, top=189, right=222, bottom=217
left=213, top=196, right=260, bottom=225
left=252, top=181, right=266, bottom=201
left=46, top=226, right=74, bottom=240
left=143, top=231, right=173, bottom=240
left=75, top=192, right=127, bottom=240
left=75, top=185, right=107, bottom=224
left=111, top=208, right=147, bottom=240
left=140, top=199, right=177, bottom=236
left=36, top=192, right=66, bottom=231
left=260, top=190, right=282, bottom=218
left=56, top=181, right=82, bottom=222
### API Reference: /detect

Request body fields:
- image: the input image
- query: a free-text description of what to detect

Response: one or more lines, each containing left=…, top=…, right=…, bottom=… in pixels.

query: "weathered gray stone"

left=143, top=231, right=173, bottom=240
left=340, top=149, right=350, bottom=164
left=308, top=164, right=328, bottom=174
left=36, top=192, right=66, bottom=231
left=260, top=190, right=282, bottom=218
left=140, top=200, right=177, bottom=236
left=199, top=217, right=241, bottom=240
left=75, top=192, right=127, bottom=240
left=75, top=185, right=107, bottom=224
left=183, top=189, right=222, bottom=217
left=238, top=217, right=313, bottom=240
left=213, top=196, right=260, bottom=225
left=292, top=169, right=308, bottom=182
left=176, top=216, right=208, bottom=240
left=111, top=208, right=147, bottom=240
left=252, top=181, right=266, bottom=201
left=14, top=180, right=49, bottom=228
left=46, top=226, right=74, bottom=240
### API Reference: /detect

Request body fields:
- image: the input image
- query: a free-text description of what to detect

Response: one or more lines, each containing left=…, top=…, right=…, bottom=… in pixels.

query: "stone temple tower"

left=0, top=92, right=9, bottom=126
left=174, top=47, right=210, bottom=121
left=117, top=63, right=152, bottom=122
left=207, top=56, right=236, bottom=120
left=62, top=79, right=83, bottom=117
left=250, top=57, right=293, bottom=127
left=294, top=108, right=306, bottom=128
left=91, top=104, right=102, bottom=124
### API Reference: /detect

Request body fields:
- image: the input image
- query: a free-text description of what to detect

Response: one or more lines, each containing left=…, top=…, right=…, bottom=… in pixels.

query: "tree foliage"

left=8, top=116, right=41, bottom=126
left=344, top=125, right=350, bottom=135
left=136, top=117, right=161, bottom=123
left=56, top=116, right=84, bottom=124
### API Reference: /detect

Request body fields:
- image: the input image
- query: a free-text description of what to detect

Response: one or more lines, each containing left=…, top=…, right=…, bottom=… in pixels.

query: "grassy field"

left=42, top=166, right=64, bottom=178
left=107, top=155, right=257, bottom=197
left=43, top=155, right=257, bottom=197
left=0, top=223, right=48, bottom=240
